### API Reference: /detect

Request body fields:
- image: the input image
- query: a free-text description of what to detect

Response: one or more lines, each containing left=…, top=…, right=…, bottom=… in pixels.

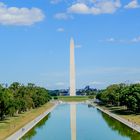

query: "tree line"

left=96, top=83, right=140, bottom=113
left=0, top=82, right=51, bottom=120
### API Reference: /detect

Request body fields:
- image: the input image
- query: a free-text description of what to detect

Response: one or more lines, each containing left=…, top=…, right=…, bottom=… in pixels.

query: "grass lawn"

left=100, top=105, right=140, bottom=126
left=0, top=102, right=54, bottom=140
left=120, top=114, right=140, bottom=126
left=58, top=96, right=89, bottom=102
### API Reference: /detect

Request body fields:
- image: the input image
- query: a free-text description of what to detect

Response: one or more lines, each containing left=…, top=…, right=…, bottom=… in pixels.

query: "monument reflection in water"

left=70, top=104, right=76, bottom=140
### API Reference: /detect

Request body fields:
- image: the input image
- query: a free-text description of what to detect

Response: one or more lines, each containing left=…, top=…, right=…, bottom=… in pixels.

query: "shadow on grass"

left=106, top=106, right=134, bottom=115
left=98, top=104, right=139, bottom=115
left=111, top=109, right=134, bottom=115
left=0, top=115, right=19, bottom=123
left=108, top=106, right=140, bottom=115
left=0, top=118, right=10, bottom=123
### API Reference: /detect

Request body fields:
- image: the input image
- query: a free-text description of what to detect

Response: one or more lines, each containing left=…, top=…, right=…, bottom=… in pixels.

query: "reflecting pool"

left=21, top=103, right=140, bottom=140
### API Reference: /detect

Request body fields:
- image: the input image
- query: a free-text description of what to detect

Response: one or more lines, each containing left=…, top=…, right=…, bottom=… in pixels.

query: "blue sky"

left=0, top=0, right=140, bottom=89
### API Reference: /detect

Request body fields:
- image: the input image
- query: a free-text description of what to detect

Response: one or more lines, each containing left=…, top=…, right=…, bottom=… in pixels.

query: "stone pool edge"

left=90, top=102, right=140, bottom=134
left=6, top=101, right=59, bottom=140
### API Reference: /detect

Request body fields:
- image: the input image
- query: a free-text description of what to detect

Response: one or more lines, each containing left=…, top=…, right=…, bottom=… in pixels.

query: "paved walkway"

left=6, top=102, right=58, bottom=140
left=90, top=102, right=140, bottom=133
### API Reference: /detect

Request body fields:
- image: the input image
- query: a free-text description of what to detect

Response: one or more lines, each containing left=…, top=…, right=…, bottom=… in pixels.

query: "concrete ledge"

left=6, top=103, right=58, bottom=140
left=91, top=103, right=140, bottom=133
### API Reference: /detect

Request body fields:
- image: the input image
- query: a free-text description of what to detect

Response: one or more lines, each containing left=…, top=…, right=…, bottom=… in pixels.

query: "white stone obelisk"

left=70, top=38, right=76, bottom=96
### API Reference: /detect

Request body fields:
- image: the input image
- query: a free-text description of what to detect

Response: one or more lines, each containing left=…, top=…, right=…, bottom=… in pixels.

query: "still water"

left=21, top=103, right=140, bottom=140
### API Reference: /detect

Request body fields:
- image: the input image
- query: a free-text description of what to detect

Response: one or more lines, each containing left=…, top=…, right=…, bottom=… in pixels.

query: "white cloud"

left=90, top=81, right=104, bottom=85
left=103, top=36, right=140, bottom=44
left=134, top=81, right=140, bottom=83
left=77, top=67, right=140, bottom=77
left=0, top=2, right=44, bottom=26
left=40, top=71, right=67, bottom=78
left=57, top=27, right=65, bottom=32
left=67, top=0, right=121, bottom=15
left=124, top=0, right=140, bottom=9
left=76, top=0, right=97, bottom=4
left=53, top=0, right=140, bottom=19
left=106, top=38, right=116, bottom=42
left=131, top=36, right=140, bottom=42
left=75, top=44, right=82, bottom=48
left=104, top=37, right=125, bottom=43
left=54, top=12, right=73, bottom=20
left=50, top=0, right=62, bottom=4
left=56, top=82, right=65, bottom=86
left=68, top=3, right=90, bottom=14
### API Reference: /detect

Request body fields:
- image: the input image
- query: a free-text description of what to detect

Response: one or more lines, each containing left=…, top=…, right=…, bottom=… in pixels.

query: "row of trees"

left=96, top=83, right=140, bottom=113
left=0, top=82, right=51, bottom=120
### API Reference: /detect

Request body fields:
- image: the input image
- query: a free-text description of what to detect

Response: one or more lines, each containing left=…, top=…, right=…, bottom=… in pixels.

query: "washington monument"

left=70, top=38, right=76, bottom=96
